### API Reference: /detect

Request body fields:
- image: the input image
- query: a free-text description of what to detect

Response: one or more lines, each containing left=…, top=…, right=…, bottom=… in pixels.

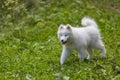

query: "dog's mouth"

left=61, top=41, right=67, bottom=44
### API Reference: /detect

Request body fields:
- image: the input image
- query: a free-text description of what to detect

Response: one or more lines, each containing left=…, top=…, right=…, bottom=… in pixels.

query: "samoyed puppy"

left=57, top=17, right=106, bottom=65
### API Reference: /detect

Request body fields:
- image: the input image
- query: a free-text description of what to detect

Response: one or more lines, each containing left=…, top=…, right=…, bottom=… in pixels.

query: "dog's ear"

left=66, top=24, right=71, bottom=30
left=59, top=24, right=64, bottom=29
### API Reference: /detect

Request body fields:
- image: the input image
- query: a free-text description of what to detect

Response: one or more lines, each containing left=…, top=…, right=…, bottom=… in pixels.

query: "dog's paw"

left=79, top=58, right=84, bottom=62
left=101, top=54, right=106, bottom=59
left=60, top=60, right=64, bottom=65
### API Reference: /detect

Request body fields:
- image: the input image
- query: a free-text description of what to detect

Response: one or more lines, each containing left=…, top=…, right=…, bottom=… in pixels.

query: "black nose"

left=61, top=40, right=64, bottom=42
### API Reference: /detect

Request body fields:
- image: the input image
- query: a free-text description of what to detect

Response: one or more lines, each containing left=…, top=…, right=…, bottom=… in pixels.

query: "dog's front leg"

left=60, top=48, right=70, bottom=65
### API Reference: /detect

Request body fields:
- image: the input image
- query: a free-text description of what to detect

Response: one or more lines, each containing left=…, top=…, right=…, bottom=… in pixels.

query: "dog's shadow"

left=64, top=57, right=107, bottom=66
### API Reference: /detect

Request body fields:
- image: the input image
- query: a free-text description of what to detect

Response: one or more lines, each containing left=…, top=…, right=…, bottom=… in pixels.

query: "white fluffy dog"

left=57, top=17, right=106, bottom=65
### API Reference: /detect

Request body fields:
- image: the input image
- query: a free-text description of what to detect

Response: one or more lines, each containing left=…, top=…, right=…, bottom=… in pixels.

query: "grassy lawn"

left=0, top=0, right=120, bottom=80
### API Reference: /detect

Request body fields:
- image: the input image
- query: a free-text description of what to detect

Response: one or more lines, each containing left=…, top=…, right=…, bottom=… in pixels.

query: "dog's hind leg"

left=101, top=45, right=106, bottom=58
left=94, top=40, right=106, bottom=58
left=78, top=48, right=86, bottom=62
left=87, top=48, right=93, bottom=60
left=60, top=48, right=71, bottom=65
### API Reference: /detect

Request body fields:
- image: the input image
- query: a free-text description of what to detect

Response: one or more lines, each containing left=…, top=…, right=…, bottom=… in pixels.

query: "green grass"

left=0, top=0, right=120, bottom=80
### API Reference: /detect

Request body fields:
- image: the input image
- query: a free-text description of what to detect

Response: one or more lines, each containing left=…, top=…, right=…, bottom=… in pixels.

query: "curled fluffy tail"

left=81, top=17, right=98, bottom=28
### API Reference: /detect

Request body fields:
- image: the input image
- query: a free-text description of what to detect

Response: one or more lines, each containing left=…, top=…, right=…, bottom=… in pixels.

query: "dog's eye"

left=64, top=34, right=67, bottom=37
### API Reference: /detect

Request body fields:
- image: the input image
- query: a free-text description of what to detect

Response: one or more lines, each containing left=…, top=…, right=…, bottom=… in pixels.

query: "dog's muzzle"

left=61, top=40, right=67, bottom=44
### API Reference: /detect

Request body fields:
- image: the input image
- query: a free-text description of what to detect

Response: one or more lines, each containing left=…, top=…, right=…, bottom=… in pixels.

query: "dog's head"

left=57, top=24, right=72, bottom=45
